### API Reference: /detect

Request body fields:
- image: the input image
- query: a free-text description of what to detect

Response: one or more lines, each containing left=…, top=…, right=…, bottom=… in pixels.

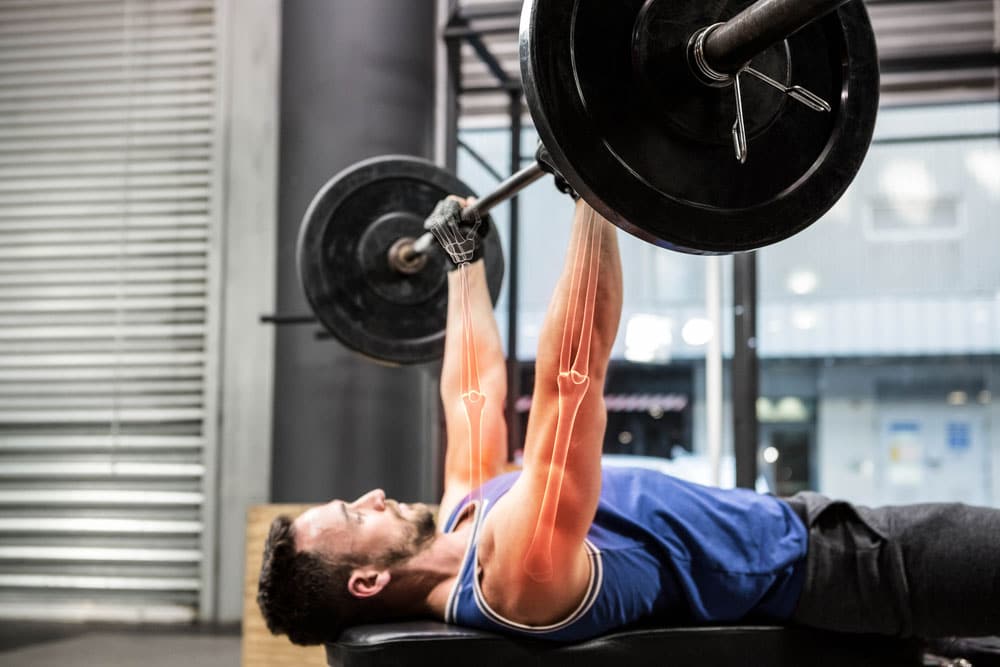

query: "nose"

left=351, top=489, right=386, bottom=511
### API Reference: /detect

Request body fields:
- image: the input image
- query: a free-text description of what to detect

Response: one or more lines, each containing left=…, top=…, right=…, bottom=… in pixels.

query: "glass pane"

left=757, top=102, right=999, bottom=503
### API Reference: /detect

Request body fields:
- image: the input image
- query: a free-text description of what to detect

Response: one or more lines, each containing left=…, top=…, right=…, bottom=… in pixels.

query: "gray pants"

left=783, top=492, right=1000, bottom=638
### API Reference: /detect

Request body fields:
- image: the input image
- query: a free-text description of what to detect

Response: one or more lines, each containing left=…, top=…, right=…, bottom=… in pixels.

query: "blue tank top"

left=442, top=466, right=807, bottom=641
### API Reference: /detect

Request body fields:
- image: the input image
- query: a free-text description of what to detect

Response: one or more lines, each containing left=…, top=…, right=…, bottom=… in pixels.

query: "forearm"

left=440, top=260, right=509, bottom=484
left=522, top=201, right=622, bottom=474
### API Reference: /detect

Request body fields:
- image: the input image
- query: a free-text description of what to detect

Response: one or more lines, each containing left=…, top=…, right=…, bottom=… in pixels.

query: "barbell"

left=298, top=0, right=880, bottom=364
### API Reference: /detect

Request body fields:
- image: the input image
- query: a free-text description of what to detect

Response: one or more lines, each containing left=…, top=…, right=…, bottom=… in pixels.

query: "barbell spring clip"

left=743, top=67, right=831, bottom=113
left=731, top=72, right=749, bottom=164
left=691, top=22, right=830, bottom=164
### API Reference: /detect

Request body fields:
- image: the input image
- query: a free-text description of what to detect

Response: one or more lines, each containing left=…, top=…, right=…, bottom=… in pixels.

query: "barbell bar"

left=407, top=161, right=546, bottom=257
left=701, top=0, right=853, bottom=73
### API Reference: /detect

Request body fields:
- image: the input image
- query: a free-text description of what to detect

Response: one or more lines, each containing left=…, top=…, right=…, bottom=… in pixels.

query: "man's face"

left=293, top=489, right=436, bottom=567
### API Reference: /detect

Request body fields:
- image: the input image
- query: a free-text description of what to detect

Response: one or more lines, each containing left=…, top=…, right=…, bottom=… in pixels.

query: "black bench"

left=327, top=621, right=923, bottom=667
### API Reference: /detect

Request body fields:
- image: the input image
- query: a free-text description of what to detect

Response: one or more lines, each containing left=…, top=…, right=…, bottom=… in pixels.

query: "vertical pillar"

left=272, top=0, right=438, bottom=504
left=443, top=27, right=461, bottom=172
left=705, top=256, right=723, bottom=486
left=733, top=251, right=759, bottom=489
left=506, top=92, right=523, bottom=459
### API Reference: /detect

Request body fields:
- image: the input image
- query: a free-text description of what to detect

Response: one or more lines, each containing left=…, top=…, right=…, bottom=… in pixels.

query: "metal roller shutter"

left=0, top=0, right=218, bottom=622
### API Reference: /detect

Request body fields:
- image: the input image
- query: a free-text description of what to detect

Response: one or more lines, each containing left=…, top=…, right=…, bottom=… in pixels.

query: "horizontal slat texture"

left=0, top=0, right=215, bottom=622
left=455, top=0, right=1000, bottom=124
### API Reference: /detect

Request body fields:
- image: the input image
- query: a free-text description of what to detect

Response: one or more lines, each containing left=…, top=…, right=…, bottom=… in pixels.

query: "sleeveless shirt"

left=442, top=466, right=807, bottom=641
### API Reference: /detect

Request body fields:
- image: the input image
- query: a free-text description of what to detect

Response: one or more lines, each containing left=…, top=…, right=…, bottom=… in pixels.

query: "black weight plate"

left=297, top=156, right=505, bottom=365
left=520, top=0, right=880, bottom=254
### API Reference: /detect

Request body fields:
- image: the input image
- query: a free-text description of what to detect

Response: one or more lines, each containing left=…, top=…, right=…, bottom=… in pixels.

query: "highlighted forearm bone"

left=458, top=263, right=487, bottom=501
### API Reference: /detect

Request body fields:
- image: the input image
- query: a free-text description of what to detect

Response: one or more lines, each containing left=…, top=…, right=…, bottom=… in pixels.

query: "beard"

left=403, top=502, right=437, bottom=546
left=377, top=502, right=437, bottom=568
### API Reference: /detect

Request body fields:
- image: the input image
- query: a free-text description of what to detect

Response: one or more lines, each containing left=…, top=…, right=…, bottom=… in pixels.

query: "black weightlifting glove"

left=424, top=197, right=488, bottom=266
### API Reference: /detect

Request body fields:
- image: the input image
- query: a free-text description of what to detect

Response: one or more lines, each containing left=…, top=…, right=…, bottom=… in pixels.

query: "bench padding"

left=327, top=621, right=922, bottom=667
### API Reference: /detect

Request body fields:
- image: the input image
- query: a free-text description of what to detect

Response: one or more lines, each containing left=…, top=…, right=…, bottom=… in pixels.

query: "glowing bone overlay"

left=457, top=262, right=486, bottom=506
left=523, top=206, right=604, bottom=582
left=426, top=199, right=489, bottom=507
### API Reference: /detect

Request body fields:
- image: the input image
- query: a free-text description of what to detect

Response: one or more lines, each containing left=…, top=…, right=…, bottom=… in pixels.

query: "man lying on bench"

left=257, top=199, right=999, bottom=646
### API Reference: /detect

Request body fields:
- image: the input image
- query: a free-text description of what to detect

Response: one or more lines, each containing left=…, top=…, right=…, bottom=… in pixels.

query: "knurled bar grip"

left=702, top=0, right=853, bottom=73
left=410, top=161, right=546, bottom=256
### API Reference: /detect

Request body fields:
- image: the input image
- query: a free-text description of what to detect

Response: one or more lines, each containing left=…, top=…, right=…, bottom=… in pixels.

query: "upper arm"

left=475, top=380, right=607, bottom=622
left=494, top=378, right=607, bottom=548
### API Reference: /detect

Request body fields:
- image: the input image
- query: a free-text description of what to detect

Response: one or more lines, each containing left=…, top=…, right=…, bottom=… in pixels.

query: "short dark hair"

left=256, top=515, right=383, bottom=645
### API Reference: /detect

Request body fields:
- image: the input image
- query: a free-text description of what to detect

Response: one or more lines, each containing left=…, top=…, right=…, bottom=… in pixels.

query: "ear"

left=347, top=568, right=391, bottom=599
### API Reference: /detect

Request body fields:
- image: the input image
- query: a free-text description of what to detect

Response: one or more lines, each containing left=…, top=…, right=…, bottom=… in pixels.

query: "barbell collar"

left=701, top=0, right=853, bottom=73
left=409, top=160, right=546, bottom=256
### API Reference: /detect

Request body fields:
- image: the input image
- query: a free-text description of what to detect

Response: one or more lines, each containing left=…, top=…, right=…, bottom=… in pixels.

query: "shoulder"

left=474, top=488, right=594, bottom=626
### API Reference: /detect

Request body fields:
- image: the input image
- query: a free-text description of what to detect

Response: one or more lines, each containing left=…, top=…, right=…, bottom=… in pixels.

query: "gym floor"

left=0, top=621, right=240, bottom=667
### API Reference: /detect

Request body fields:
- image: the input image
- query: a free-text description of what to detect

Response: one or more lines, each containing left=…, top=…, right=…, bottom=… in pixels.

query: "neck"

left=388, top=524, right=472, bottom=618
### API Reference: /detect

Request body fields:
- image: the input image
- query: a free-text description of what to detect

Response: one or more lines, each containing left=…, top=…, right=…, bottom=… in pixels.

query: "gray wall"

left=272, top=0, right=441, bottom=504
